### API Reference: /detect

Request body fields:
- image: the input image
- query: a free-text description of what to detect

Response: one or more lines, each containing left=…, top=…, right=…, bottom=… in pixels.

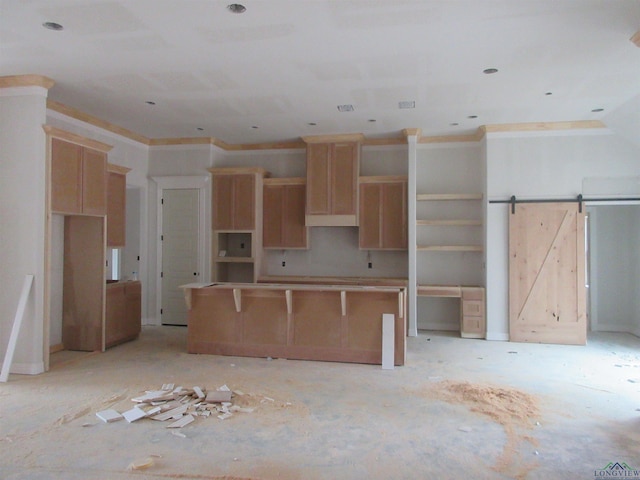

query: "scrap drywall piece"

left=145, top=406, right=162, bottom=417
left=132, top=391, right=173, bottom=403
left=96, top=409, right=123, bottom=423
left=123, top=407, right=147, bottom=423
left=217, top=412, right=233, bottom=420
left=193, top=386, right=205, bottom=399
left=126, top=457, right=154, bottom=471
left=162, top=383, right=175, bottom=391
left=230, top=406, right=254, bottom=414
left=217, top=384, right=231, bottom=392
left=166, top=414, right=195, bottom=428
left=171, top=431, right=187, bottom=438
left=382, top=313, right=395, bottom=370
left=206, top=390, right=232, bottom=403
left=151, top=404, right=188, bottom=422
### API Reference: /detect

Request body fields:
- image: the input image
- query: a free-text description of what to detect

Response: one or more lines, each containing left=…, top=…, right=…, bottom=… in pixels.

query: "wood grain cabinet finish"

left=106, top=165, right=130, bottom=247
left=460, top=287, right=486, bottom=339
left=212, top=173, right=256, bottom=230
left=263, top=178, right=308, bottom=249
left=303, top=134, right=362, bottom=226
left=51, top=137, right=107, bottom=215
left=359, top=177, right=407, bottom=250
left=105, top=281, right=141, bottom=349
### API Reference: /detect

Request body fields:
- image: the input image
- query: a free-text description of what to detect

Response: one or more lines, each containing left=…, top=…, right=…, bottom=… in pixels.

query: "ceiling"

left=2, top=0, right=640, bottom=145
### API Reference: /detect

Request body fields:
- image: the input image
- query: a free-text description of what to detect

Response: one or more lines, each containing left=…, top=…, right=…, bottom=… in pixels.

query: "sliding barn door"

left=509, top=202, right=586, bottom=345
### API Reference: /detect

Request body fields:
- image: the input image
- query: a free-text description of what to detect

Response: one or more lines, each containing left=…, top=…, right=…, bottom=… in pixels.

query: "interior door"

left=161, top=189, right=199, bottom=326
left=509, top=202, right=586, bottom=345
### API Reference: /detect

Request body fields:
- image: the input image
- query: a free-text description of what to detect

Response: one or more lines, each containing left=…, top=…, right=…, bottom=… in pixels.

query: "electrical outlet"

left=282, top=261, right=286, bottom=267
left=240, top=242, right=245, bottom=249
left=368, top=262, right=372, bottom=269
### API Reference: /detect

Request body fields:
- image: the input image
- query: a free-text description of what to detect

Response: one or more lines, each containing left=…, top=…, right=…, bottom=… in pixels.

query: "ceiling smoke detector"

left=398, top=101, right=415, bottom=109
left=227, top=4, right=246, bottom=14
left=337, top=104, right=354, bottom=112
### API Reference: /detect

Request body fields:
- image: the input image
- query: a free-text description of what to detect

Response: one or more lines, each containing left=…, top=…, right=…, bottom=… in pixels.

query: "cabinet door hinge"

left=160, top=308, right=163, bottom=315
left=161, top=271, right=163, bottom=278
left=161, top=198, right=164, bottom=205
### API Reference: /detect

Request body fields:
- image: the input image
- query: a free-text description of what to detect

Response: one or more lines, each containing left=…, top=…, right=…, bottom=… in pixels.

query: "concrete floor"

left=1, top=326, right=639, bottom=479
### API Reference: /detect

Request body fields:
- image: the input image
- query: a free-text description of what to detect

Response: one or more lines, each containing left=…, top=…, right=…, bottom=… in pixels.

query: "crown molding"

left=0, top=74, right=55, bottom=89
left=47, top=99, right=150, bottom=145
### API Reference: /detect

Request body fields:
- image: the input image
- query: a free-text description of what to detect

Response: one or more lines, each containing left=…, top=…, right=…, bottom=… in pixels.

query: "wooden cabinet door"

left=263, top=182, right=308, bottom=249
left=81, top=148, right=107, bottom=215
left=233, top=174, right=255, bottom=230
left=306, top=143, right=331, bottom=215
left=381, top=182, right=407, bottom=249
left=213, top=175, right=234, bottom=229
left=332, top=143, right=358, bottom=215
left=263, top=184, right=284, bottom=247
left=283, top=184, right=307, bottom=248
left=107, top=172, right=126, bottom=247
left=213, top=174, right=255, bottom=230
left=51, top=138, right=83, bottom=214
left=359, top=183, right=382, bottom=249
left=125, top=281, right=142, bottom=339
left=105, top=284, right=126, bottom=348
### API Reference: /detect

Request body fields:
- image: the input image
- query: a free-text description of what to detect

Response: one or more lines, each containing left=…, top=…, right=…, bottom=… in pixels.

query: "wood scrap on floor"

left=93, top=384, right=255, bottom=430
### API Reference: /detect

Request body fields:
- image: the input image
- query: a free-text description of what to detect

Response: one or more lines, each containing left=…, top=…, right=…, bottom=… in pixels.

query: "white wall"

left=589, top=205, right=640, bottom=335
left=485, top=130, right=640, bottom=341
left=0, top=87, right=48, bottom=374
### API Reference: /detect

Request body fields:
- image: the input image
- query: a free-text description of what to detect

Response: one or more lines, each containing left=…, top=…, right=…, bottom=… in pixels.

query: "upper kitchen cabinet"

left=210, top=167, right=268, bottom=231
left=302, top=134, right=363, bottom=226
left=359, top=176, right=408, bottom=250
left=263, top=178, right=309, bottom=249
left=45, top=126, right=112, bottom=216
left=107, top=163, right=131, bottom=247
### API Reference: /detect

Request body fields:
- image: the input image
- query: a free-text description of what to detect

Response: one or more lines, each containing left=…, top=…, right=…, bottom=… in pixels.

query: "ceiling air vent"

left=337, top=104, right=354, bottom=112
left=398, top=101, right=415, bottom=109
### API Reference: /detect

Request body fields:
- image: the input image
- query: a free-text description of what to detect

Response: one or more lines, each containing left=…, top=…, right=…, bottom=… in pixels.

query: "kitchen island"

left=182, top=282, right=406, bottom=366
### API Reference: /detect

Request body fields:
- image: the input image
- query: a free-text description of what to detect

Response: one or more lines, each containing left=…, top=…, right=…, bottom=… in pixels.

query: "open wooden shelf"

left=417, top=245, right=483, bottom=252
left=214, top=256, right=255, bottom=263
left=417, top=193, right=483, bottom=201
left=416, top=219, right=482, bottom=226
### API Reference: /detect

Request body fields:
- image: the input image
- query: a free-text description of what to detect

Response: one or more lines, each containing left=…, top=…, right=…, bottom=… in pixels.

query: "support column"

left=403, top=129, right=420, bottom=337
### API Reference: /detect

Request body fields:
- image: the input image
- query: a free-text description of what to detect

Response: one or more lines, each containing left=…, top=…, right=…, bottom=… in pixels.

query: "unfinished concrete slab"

left=1, top=326, right=638, bottom=479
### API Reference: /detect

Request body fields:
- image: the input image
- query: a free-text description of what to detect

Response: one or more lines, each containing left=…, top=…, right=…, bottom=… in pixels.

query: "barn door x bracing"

left=509, top=202, right=586, bottom=345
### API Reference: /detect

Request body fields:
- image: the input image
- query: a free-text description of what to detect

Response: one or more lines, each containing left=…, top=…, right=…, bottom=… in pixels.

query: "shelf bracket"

left=285, top=289, right=292, bottom=315
left=233, top=288, right=241, bottom=313
left=510, top=195, right=516, bottom=214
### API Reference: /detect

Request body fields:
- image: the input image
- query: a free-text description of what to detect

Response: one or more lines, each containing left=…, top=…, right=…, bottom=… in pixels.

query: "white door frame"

left=151, top=176, right=210, bottom=326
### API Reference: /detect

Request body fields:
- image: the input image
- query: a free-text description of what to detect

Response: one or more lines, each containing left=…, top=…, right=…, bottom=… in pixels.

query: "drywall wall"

left=0, top=88, right=48, bottom=374
left=49, top=215, right=64, bottom=347
left=485, top=130, right=640, bottom=341
left=588, top=205, right=640, bottom=335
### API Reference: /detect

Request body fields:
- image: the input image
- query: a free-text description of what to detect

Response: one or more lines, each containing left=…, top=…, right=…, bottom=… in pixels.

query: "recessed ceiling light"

left=368, top=119, right=376, bottom=123
left=467, top=115, right=478, bottom=119
left=398, top=101, right=415, bottom=109
left=196, top=127, right=204, bottom=131
left=227, top=3, right=246, bottom=14
left=42, top=21, right=64, bottom=31
left=307, top=122, right=317, bottom=126
left=545, top=92, right=553, bottom=96
left=251, top=125, right=259, bottom=129
left=483, top=68, right=498, bottom=74
left=337, top=104, right=354, bottom=112
left=450, top=122, right=459, bottom=126
left=591, top=108, right=604, bottom=112
left=145, top=101, right=156, bottom=105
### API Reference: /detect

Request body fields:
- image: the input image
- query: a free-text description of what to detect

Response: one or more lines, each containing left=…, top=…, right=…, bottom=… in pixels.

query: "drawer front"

left=461, top=287, right=484, bottom=301
left=462, top=300, right=483, bottom=317
left=462, top=316, right=482, bottom=334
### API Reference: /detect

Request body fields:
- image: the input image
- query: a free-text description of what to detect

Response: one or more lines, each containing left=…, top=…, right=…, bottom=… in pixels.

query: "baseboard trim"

left=10, top=361, right=45, bottom=375
left=49, top=343, right=64, bottom=354
left=486, top=332, right=509, bottom=341
left=417, top=322, right=459, bottom=332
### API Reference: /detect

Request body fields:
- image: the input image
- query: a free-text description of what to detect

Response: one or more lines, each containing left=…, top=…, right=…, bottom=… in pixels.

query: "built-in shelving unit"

left=416, top=193, right=484, bottom=253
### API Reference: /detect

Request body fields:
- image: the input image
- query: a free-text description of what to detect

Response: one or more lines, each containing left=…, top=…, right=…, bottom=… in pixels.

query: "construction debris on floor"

left=95, top=383, right=257, bottom=428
